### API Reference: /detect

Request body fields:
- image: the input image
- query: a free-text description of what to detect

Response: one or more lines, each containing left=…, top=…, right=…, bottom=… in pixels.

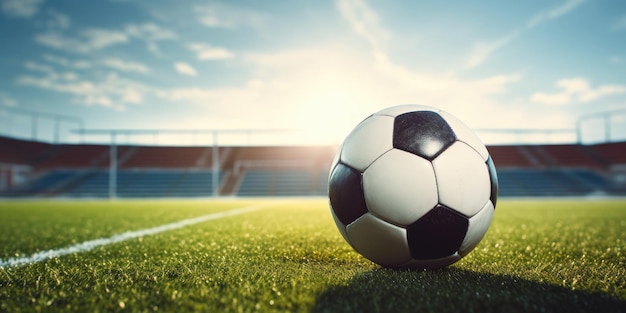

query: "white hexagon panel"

left=363, top=149, right=438, bottom=226
left=346, top=213, right=412, bottom=267
left=432, top=141, right=490, bottom=218
left=438, top=110, right=489, bottom=161
left=340, top=115, right=394, bottom=172
left=459, top=200, right=495, bottom=256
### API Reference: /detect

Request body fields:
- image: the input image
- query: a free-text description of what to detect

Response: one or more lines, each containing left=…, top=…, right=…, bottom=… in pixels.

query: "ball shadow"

left=312, top=267, right=625, bottom=313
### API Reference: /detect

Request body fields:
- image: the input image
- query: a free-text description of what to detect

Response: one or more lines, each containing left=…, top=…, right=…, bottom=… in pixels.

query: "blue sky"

left=1, top=0, right=625, bottom=145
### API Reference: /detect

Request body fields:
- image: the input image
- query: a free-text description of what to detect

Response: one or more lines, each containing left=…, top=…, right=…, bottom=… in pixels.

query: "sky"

left=1, top=0, right=626, bottom=145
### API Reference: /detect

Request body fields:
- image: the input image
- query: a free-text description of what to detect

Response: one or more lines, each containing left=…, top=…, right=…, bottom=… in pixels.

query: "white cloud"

left=43, top=54, right=91, bottom=69
left=531, top=77, right=626, bottom=105
left=102, top=58, right=149, bottom=74
left=35, top=29, right=128, bottom=53
left=124, top=23, right=177, bottom=56
left=24, top=61, right=54, bottom=74
left=526, top=0, right=584, bottom=28
left=18, top=55, right=150, bottom=110
left=43, top=55, right=147, bottom=76
left=0, top=92, right=17, bottom=107
left=45, top=10, right=70, bottom=29
left=334, top=0, right=520, bottom=115
left=465, top=31, right=520, bottom=69
left=1, top=0, right=43, bottom=18
left=154, top=0, right=529, bottom=137
left=34, top=23, right=175, bottom=56
left=195, top=3, right=267, bottom=30
left=2, top=98, right=17, bottom=107
left=158, top=43, right=522, bottom=136
left=155, top=0, right=625, bottom=139
left=530, top=91, right=571, bottom=106
left=174, top=62, right=197, bottom=76
left=336, top=0, right=389, bottom=51
left=17, top=69, right=148, bottom=111
left=189, top=43, right=234, bottom=60
left=124, top=23, right=177, bottom=41
left=611, top=15, right=626, bottom=31
left=82, top=29, right=128, bottom=50
left=466, top=0, right=584, bottom=69
left=35, top=32, right=77, bottom=51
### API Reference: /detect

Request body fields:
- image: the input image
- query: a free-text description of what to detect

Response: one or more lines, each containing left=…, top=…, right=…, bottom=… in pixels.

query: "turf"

left=0, top=199, right=624, bottom=312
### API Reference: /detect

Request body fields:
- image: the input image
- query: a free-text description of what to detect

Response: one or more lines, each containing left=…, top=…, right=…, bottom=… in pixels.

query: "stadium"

left=1, top=123, right=626, bottom=199
left=1, top=0, right=626, bottom=312
left=1, top=108, right=625, bottom=312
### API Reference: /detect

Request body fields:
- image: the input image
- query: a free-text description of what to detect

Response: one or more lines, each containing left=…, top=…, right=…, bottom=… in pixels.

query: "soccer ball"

left=328, top=104, right=498, bottom=269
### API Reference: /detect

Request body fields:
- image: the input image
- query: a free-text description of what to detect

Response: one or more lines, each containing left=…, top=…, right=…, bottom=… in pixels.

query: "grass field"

left=0, top=198, right=625, bottom=312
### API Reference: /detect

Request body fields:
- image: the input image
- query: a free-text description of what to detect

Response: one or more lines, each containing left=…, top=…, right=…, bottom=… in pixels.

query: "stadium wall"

left=1, top=135, right=626, bottom=198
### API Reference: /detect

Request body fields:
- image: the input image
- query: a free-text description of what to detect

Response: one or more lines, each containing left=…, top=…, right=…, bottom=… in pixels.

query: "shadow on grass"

left=312, top=267, right=625, bottom=313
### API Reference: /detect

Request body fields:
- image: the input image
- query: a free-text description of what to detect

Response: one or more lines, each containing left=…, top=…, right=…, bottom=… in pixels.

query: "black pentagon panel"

left=486, top=156, right=499, bottom=208
left=406, top=204, right=469, bottom=259
left=328, top=162, right=368, bottom=225
left=393, top=111, right=456, bottom=160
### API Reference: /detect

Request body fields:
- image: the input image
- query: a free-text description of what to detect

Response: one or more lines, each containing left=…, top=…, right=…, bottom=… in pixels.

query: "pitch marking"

left=0, top=205, right=264, bottom=268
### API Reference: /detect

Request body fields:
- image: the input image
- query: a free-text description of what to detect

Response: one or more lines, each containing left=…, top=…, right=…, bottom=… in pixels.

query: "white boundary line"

left=0, top=205, right=264, bottom=268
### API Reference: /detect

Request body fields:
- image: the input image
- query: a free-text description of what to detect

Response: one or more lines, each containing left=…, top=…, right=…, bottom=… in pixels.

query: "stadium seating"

left=5, top=169, right=78, bottom=197
left=1, top=135, right=625, bottom=198
left=36, top=145, right=111, bottom=170
left=488, top=145, right=536, bottom=168
left=496, top=168, right=616, bottom=197
left=37, top=169, right=224, bottom=198
left=592, top=143, right=626, bottom=165
left=237, top=170, right=327, bottom=196
left=121, top=146, right=213, bottom=169
left=0, top=136, right=51, bottom=165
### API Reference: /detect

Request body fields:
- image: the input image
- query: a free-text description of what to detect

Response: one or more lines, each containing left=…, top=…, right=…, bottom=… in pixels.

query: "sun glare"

left=294, top=81, right=374, bottom=146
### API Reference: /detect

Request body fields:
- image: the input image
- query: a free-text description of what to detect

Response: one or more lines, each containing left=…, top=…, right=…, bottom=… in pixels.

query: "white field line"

left=0, top=205, right=264, bottom=268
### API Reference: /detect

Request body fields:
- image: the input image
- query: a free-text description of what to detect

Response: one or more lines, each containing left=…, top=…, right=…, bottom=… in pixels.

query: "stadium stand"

left=121, top=146, right=214, bottom=169
left=1, top=135, right=625, bottom=198
left=57, top=170, right=224, bottom=198
left=485, top=146, right=536, bottom=168
left=36, top=144, right=111, bottom=169
left=227, top=146, right=334, bottom=196
left=593, top=143, right=626, bottom=165
left=237, top=170, right=326, bottom=196
left=0, top=136, right=51, bottom=165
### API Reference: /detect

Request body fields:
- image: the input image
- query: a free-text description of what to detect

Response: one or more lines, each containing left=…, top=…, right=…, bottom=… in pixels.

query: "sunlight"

left=292, top=77, right=374, bottom=145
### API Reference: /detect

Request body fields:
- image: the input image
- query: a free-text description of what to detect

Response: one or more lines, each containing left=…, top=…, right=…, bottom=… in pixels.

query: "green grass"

left=0, top=199, right=624, bottom=312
